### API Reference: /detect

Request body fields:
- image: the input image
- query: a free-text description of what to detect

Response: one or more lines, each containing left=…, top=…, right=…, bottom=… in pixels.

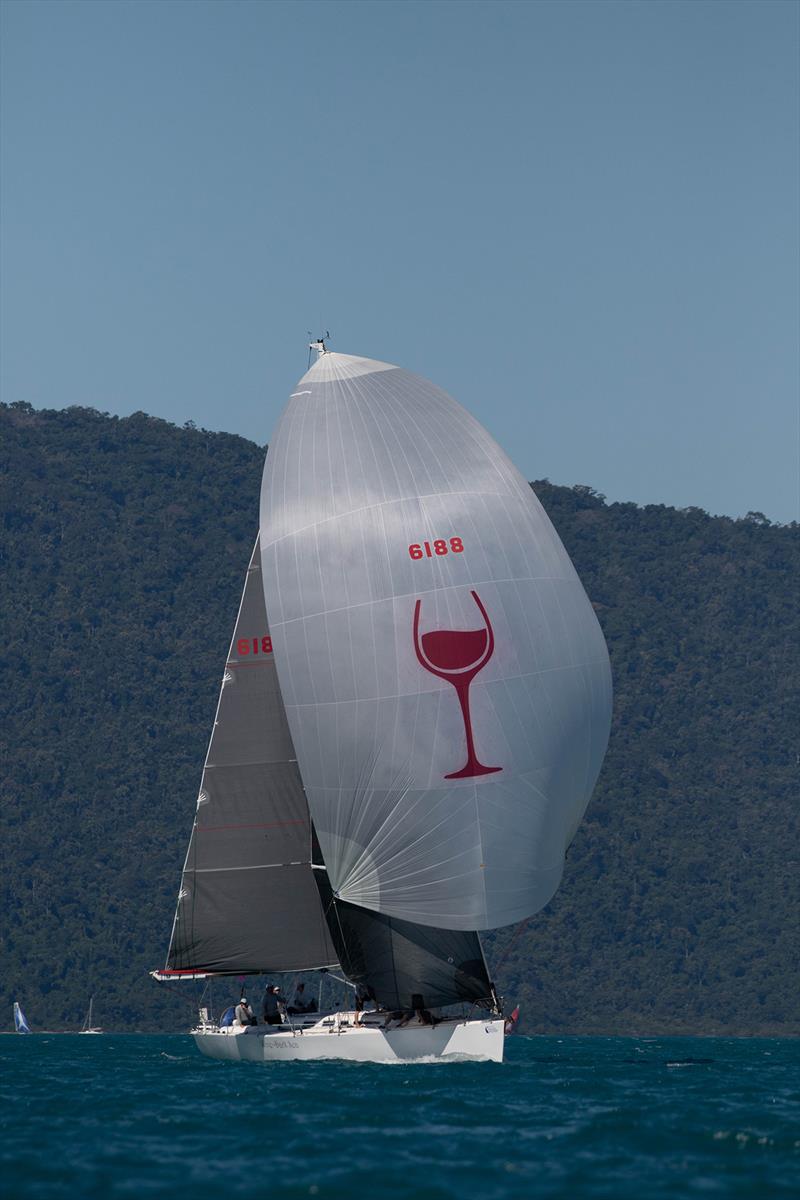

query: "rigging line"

left=329, top=896, right=359, bottom=1007
left=476, top=934, right=500, bottom=1015
left=462, top=987, right=496, bottom=1027
left=490, top=917, right=531, bottom=980
left=309, top=823, right=335, bottom=972
left=326, top=973, right=356, bottom=990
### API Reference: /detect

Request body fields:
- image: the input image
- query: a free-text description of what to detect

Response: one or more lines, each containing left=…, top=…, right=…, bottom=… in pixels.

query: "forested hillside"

left=1, top=401, right=797, bottom=1033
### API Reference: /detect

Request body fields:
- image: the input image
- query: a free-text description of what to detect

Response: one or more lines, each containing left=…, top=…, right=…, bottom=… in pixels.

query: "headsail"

left=311, top=829, right=494, bottom=1011
left=260, top=351, right=612, bottom=931
left=158, top=537, right=338, bottom=977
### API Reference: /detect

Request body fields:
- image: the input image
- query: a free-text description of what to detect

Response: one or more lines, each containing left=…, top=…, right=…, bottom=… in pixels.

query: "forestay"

left=161, top=537, right=338, bottom=976
left=260, top=351, right=612, bottom=931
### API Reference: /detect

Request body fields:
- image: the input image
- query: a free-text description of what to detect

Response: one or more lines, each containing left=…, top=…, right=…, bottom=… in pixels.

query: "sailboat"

left=153, top=343, right=612, bottom=1064
left=13, top=1002, right=31, bottom=1034
left=79, top=996, right=103, bottom=1034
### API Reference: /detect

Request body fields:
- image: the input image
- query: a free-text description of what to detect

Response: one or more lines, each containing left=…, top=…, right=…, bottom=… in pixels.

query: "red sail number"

left=237, top=636, right=273, bottom=656
left=409, top=537, right=464, bottom=560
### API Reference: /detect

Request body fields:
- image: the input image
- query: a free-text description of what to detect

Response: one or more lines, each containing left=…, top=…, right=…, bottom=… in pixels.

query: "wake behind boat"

left=152, top=343, right=612, bottom=1064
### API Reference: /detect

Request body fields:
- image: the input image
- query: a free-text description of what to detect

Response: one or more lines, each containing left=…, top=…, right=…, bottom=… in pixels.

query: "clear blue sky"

left=1, top=0, right=798, bottom=522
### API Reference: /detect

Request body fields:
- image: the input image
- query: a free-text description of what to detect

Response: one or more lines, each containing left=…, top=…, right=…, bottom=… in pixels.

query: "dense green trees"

left=1, top=403, right=797, bottom=1033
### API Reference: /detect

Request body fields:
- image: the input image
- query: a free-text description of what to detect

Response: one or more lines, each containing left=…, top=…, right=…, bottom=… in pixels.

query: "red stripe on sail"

left=196, top=819, right=307, bottom=832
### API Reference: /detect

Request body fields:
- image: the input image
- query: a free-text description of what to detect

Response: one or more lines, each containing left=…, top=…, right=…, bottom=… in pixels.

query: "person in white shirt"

left=234, top=997, right=256, bottom=1026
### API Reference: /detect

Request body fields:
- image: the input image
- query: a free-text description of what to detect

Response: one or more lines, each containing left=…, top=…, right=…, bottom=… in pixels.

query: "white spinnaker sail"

left=260, top=352, right=612, bottom=931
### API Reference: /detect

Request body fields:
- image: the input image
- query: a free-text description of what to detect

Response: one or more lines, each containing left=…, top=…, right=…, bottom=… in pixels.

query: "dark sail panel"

left=164, top=537, right=338, bottom=976
left=313, top=861, right=493, bottom=1011
left=172, top=864, right=335, bottom=975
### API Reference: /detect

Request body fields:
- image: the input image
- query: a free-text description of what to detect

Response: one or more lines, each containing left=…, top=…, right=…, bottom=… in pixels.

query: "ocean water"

left=1, top=1034, right=797, bottom=1198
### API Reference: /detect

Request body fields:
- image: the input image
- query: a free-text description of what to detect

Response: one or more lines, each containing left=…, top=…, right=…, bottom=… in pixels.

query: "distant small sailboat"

left=13, top=1002, right=31, bottom=1034
left=79, top=997, right=103, bottom=1035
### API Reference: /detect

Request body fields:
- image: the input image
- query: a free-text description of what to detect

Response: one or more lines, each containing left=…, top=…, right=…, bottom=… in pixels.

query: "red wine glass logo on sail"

left=413, top=591, right=502, bottom=780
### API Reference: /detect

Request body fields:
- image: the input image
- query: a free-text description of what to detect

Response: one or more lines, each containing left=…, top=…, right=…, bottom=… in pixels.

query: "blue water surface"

left=1, top=1034, right=797, bottom=1198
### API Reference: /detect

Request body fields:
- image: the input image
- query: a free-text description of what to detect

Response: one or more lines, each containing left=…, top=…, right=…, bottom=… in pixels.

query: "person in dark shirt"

left=354, top=982, right=377, bottom=1026
left=262, top=984, right=284, bottom=1026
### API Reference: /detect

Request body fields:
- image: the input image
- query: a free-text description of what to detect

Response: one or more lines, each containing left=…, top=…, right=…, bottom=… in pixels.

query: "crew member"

left=234, top=997, right=256, bottom=1026
left=354, top=982, right=377, bottom=1026
left=262, top=984, right=284, bottom=1025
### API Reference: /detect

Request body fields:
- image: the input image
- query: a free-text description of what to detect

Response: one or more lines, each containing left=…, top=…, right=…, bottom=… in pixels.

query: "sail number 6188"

left=409, top=537, right=464, bottom=560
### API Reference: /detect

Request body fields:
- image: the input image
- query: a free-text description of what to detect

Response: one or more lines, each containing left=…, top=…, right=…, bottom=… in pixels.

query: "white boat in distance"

left=153, top=343, right=612, bottom=1064
left=79, top=997, right=103, bottom=1034
left=13, top=1001, right=31, bottom=1034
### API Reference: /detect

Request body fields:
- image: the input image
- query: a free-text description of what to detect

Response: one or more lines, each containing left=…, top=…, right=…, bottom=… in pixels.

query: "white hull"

left=192, top=1011, right=504, bottom=1064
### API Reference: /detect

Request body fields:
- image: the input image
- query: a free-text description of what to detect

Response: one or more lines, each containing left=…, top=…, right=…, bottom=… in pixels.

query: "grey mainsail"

left=159, top=537, right=338, bottom=977
left=260, top=350, right=612, bottom=932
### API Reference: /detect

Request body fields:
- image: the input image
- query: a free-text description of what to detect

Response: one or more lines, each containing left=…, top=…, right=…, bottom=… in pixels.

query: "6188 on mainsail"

left=152, top=343, right=612, bottom=1063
